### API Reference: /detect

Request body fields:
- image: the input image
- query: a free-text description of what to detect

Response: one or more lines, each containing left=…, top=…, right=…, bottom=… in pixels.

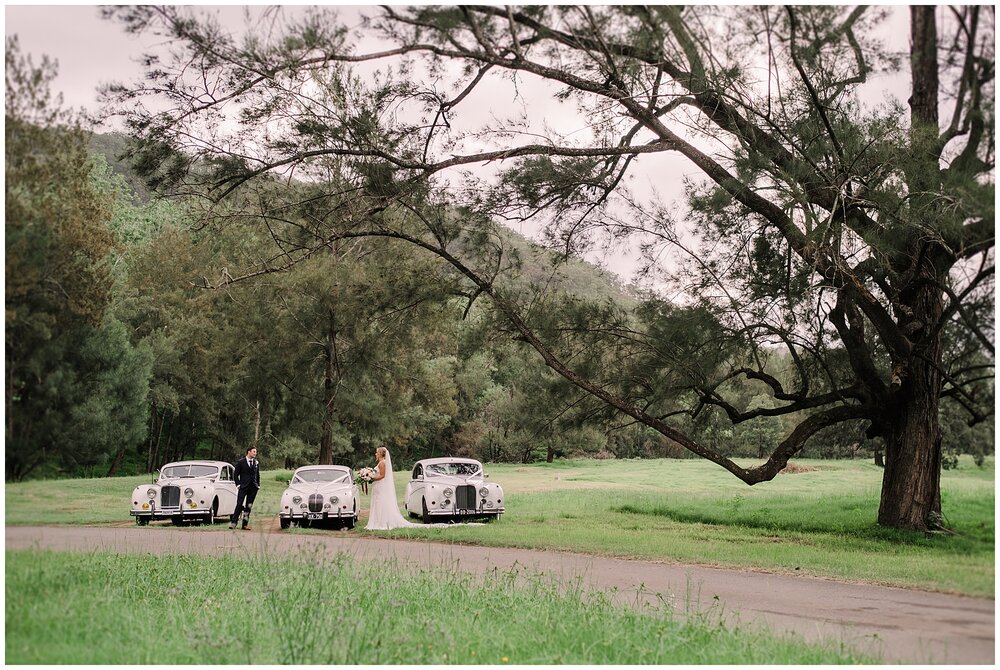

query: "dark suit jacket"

left=234, top=457, right=261, bottom=492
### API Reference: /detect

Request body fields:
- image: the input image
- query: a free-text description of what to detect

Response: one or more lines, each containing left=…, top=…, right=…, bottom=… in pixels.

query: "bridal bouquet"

left=355, top=467, right=378, bottom=494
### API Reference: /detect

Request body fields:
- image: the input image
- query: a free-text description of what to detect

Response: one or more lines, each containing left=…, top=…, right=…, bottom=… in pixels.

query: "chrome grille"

left=456, top=485, right=476, bottom=511
left=160, top=486, right=180, bottom=508
left=308, top=494, right=324, bottom=513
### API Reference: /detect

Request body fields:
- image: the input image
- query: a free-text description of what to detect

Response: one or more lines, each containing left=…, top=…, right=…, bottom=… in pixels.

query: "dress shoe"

left=228, top=522, right=236, bottom=529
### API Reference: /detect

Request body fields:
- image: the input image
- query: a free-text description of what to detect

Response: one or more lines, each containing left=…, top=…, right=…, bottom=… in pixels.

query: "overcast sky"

left=7, top=5, right=147, bottom=112
left=5, top=4, right=914, bottom=286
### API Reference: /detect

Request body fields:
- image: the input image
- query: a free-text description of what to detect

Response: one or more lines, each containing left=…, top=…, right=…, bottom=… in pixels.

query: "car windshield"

left=161, top=464, right=218, bottom=479
left=425, top=462, right=482, bottom=477
left=294, top=469, right=351, bottom=484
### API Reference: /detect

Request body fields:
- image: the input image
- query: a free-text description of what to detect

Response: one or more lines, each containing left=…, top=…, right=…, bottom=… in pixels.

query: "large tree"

left=106, top=6, right=994, bottom=530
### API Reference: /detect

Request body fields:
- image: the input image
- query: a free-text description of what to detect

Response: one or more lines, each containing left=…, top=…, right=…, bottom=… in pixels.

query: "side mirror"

left=152, top=470, right=159, bottom=484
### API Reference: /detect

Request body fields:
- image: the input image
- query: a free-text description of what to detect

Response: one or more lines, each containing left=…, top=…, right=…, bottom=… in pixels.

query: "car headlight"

left=479, top=487, right=489, bottom=498
left=443, top=488, right=454, bottom=498
left=183, top=487, right=194, bottom=498
left=329, top=495, right=339, bottom=504
left=292, top=496, right=302, bottom=504
left=146, top=489, right=156, bottom=499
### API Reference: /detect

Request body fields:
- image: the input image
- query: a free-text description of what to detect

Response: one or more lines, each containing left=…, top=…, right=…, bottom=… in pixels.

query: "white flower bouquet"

left=356, top=466, right=378, bottom=494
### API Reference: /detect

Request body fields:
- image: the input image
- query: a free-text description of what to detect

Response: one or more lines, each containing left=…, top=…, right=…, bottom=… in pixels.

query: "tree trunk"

left=106, top=447, right=126, bottom=477
left=877, top=7, right=946, bottom=532
left=149, top=410, right=165, bottom=471
left=877, top=382, right=942, bottom=530
left=253, top=399, right=261, bottom=447
left=546, top=445, right=554, bottom=463
left=878, top=281, right=944, bottom=531
left=163, top=424, right=173, bottom=464
left=319, top=308, right=338, bottom=465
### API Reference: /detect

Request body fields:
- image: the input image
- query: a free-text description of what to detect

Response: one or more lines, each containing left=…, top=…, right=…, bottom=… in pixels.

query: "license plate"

left=307, top=513, right=323, bottom=520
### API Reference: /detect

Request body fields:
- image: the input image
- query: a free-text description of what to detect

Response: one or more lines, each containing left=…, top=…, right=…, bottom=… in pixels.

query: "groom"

left=230, top=446, right=261, bottom=529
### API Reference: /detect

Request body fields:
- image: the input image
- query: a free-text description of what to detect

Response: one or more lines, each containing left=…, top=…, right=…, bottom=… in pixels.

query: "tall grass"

left=5, top=549, right=876, bottom=664
left=5, top=457, right=993, bottom=595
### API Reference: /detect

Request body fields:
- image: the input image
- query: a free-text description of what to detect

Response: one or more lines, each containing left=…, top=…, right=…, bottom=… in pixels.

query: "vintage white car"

left=279, top=465, right=359, bottom=529
left=130, top=460, right=238, bottom=525
left=404, top=457, right=504, bottom=522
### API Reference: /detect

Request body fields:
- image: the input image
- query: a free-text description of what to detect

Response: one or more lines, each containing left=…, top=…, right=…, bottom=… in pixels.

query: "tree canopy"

left=100, top=5, right=995, bottom=530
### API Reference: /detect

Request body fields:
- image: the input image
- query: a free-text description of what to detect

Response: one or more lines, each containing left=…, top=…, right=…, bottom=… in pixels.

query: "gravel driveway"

left=6, top=523, right=993, bottom=664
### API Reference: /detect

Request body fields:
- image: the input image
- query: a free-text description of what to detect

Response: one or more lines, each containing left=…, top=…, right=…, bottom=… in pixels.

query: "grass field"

left=4, top=549, right=876, bottom=664
left=5, top=456, right=994, bottom=596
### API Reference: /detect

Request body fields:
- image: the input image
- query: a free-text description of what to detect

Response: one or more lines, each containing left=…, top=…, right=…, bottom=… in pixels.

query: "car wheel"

left=421, top=498, right=431, bottom=524
left=136, top=516, right=149, bottom=526
left=279, top=517, right=291, bottom=530
left=205, top=499, right=218, bottom=525
left=171, top=515, right=183, bottom=526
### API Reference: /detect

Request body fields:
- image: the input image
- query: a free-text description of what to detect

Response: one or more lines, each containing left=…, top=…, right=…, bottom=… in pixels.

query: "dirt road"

left=6, top=524, right=993, bottom=664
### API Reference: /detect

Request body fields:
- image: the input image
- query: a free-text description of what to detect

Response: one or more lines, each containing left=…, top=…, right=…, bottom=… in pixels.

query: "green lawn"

left=4, top=549, right=876, bottom=664
left=5, top=456, right=994, bottom=596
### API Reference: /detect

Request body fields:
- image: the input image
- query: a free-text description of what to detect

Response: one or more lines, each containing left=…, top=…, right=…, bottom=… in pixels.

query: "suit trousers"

left=231, top=486, right=259, bottom=525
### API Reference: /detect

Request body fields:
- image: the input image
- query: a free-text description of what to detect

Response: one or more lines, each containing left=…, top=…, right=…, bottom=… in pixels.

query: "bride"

left=365, top=446, right=418, bottom=530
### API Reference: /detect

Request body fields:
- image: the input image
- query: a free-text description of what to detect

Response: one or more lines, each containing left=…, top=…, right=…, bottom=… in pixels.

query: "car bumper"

left=280, top=510, right=358, bottom=521
left=425, top=507, right=504, bottom=517
left=131, top=507, right=210, bottom=519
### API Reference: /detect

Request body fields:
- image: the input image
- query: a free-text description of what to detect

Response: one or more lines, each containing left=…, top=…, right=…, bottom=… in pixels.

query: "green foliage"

left=5, top=38, right=154, bottom=480
left=65, top=319, right=153, bottom=470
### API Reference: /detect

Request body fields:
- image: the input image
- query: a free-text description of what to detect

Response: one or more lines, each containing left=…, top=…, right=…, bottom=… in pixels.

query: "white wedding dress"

left=365, top=451, right=419, bottom=530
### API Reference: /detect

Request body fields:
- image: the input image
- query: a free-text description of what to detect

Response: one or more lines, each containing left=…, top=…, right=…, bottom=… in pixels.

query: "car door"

left=405, top=463, right=425, bottom=514
left=216, top=465, right=238, bottom=514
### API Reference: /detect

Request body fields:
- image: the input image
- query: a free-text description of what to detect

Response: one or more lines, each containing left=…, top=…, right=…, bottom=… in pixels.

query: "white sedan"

left=130, top=460, right=238, bottom=525
left=279, top=465, right=359, bottom=529
left=404, top=457, right=504, bottom=523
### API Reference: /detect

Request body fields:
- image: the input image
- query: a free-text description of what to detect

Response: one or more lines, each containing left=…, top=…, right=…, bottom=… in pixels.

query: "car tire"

left=136, top=516, right=149, bottom=526
left=171, top=515, right=183, bottom=526
left=421, top=498, right=431, bottom=524
left=205, top=499, right=218, bottom=525
left=279, top=517, right=291, bottom=530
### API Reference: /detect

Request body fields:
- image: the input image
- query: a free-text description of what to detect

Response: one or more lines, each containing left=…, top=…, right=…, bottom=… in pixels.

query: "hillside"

left=87, top=131, right=638, bottom=306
